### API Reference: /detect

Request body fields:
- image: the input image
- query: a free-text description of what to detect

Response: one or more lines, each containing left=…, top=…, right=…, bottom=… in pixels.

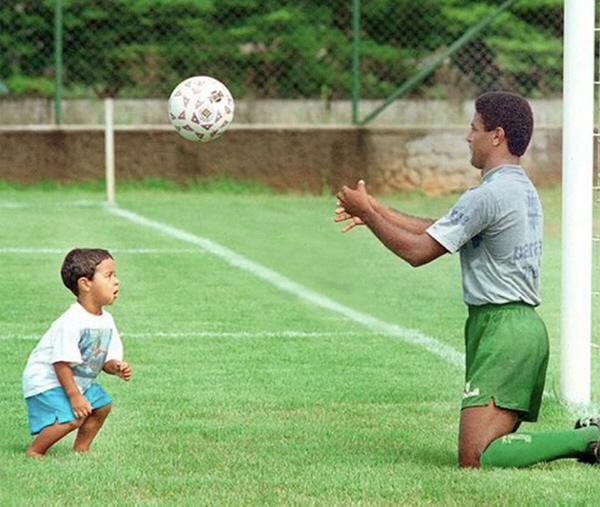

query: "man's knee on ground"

left=458, top=401, right=519, bottom=468
left=459, top=443, right=484, bottom=468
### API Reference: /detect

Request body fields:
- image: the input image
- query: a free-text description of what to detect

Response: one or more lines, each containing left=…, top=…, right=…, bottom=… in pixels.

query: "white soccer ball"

left=168, top=76, right=235, bottom=143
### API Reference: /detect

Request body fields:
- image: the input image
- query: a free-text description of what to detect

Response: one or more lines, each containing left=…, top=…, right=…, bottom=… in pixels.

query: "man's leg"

left=73, top=403, right=112, bottom=453
left=460, top=400, right=599, bottom=468
left=26, top=419, right=82, bottom=457
left=459, top=400, right=518, bottom=467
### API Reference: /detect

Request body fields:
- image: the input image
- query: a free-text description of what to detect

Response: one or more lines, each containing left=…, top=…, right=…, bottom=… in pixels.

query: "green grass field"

left=1, top=182, right=600, bottom=505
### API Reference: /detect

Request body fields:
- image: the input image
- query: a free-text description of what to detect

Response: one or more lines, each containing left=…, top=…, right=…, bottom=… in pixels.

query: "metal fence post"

left=54, top=0, right=63, bottom=125
left=351, top=0, right=361, bottom=125
left=358, top=0, right=520, bottom=125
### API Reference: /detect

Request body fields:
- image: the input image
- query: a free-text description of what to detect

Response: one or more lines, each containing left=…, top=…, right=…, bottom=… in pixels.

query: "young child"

left=22, top=248, right=131, bottom=457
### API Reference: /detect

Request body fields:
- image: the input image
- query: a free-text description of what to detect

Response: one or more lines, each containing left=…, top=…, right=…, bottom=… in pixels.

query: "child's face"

left=89, top=257, right=119, bottom=307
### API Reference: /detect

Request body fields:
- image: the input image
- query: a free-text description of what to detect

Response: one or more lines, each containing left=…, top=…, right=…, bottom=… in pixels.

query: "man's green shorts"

left=462, top=302, right=549, bottom=422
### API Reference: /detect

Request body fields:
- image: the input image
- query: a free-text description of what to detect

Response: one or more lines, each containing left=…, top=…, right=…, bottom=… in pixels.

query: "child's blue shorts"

left=25, top=381, right=112, bottom=435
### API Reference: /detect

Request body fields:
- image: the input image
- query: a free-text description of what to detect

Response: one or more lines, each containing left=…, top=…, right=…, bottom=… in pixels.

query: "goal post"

left=560, top=0, right=595, bottom=406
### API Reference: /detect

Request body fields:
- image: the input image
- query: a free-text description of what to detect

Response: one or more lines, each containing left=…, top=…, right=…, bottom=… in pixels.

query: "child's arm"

left=103, top=359, right=132, bottom=381
left=53, top=361, right=93, bottom=419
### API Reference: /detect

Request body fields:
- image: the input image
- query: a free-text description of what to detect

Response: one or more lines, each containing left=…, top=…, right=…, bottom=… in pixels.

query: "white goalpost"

left=560, top=0, right=596, bottom=406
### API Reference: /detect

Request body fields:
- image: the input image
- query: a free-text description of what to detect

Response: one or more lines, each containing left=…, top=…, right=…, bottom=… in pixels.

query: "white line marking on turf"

left=0, top=200, right=104, bottom=209
left=0, top=331, right=377, bottom=341
left=123, top=331, right=373, bottom=339
left=0, top=247, right=206, bottom=255
left=108, top=206, right=465, bottom=367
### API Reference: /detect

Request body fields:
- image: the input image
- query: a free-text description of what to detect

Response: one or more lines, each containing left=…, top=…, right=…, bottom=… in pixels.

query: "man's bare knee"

left=458, top=432, right=484, bottom=468
left=458, top=401, right=518, bottom=468
left=459, top=448, right=482, bottom=468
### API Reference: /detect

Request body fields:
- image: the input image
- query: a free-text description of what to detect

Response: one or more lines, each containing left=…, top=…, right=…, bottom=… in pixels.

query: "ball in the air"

left=168, top=76, right=234, bottom=142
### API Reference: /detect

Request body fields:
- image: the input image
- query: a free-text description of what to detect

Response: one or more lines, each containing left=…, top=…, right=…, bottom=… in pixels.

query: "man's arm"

left=370, top=198, right=435, bottom=235
left=361, top=208, right=447, bottom=266
left=336, top=180, right=448, bottom=266
left=335, top=185, right=435, bottom=235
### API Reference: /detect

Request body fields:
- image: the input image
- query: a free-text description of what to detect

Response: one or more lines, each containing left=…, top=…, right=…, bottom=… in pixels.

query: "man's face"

left=466, top=112, right=494, bottom=170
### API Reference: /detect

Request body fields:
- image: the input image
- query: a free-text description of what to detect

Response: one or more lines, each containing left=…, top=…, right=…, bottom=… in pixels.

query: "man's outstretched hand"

left=334, top=180, right=370, bottom=233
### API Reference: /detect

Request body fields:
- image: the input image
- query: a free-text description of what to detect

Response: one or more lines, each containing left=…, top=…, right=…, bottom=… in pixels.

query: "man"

left=335, top=91, right=599, bottom=468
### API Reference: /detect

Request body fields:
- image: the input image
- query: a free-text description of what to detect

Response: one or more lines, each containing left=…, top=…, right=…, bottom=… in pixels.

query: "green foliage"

left=0, top=0, right=564, bottom=99
left=2, top=76, right=55, bottom=97
left=0, top=2, right=53, bottom=81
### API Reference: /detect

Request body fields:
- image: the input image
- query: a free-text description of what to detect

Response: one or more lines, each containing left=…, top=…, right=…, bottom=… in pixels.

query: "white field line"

left=0, top=200, right=103, bottom=209
left=0, top=247, right=206, bottom=255
left=123, top=331, right=372, bottom=339
left=0, top=330, right=377, bottom=341
left=108, top=206, right=465, bottom=367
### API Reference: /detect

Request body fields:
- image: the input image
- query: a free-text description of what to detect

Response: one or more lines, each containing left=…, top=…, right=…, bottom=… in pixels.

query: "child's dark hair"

left=475, top=91, right=534, bottom=157
left=61, top=248, right=113, bottom=296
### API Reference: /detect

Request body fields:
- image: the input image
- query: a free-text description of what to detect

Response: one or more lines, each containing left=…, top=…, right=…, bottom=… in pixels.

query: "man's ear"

left=492, top=126, right=506, bottom=147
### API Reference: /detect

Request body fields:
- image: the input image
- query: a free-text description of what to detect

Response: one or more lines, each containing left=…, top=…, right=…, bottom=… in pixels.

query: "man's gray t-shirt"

left=426, top=165, right=543, bottom=306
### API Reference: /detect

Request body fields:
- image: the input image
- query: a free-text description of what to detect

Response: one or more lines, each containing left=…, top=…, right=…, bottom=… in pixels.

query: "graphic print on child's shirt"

left=73, top=328, right=112, bottom=379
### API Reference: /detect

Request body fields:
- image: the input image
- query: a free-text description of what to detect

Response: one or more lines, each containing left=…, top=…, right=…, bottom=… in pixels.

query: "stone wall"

left=0, top=125, right=562, bottom=194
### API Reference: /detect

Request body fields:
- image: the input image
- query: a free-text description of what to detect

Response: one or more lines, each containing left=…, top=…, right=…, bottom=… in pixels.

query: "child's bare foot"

left=25, top=449, right=44, bottom=458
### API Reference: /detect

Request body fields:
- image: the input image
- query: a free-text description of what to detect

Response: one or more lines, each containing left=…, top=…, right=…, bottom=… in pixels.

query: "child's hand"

left=116, top=361, right=132, bottom=381
left=70, top=393, right=93, bottom=419
left=103, top=359, right=132, bottom=381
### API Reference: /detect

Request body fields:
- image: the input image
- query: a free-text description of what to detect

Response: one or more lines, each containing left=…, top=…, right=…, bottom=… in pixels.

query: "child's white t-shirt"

left=22, top=302, right=123, bottom=399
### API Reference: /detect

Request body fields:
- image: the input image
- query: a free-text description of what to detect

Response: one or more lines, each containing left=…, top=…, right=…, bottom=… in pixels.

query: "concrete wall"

left=0, top=98, right=563, bottom=127
left=0, top=125, right=562, bottom=194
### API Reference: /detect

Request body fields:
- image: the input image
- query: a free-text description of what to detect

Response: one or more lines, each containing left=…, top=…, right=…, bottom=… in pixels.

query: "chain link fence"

left=0, top=0, right=563, bottom=124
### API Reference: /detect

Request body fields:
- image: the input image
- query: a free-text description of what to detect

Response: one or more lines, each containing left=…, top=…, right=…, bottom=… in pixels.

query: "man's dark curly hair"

left=60, top=248, right=113, bottom=296
left=475, top=91, right=534, bottom=157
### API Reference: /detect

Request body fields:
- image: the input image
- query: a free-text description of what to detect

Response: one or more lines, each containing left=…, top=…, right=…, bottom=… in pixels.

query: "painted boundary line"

left=0, top=200, right=104, bottom=209
left=108, top=206, right=465, bottom=367
left=0, top=331, right=380, bottom=341
left=0, top=247, right=206, bottom=255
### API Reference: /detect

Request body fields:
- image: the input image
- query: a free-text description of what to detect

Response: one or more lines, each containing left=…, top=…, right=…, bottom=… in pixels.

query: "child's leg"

left=73, top=403, right=112, bottom=453
left=26, top=419, right=82, bottom=457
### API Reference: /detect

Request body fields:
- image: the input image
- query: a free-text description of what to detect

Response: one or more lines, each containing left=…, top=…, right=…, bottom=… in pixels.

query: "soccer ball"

left=168, top=76, right=235, bottom=143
